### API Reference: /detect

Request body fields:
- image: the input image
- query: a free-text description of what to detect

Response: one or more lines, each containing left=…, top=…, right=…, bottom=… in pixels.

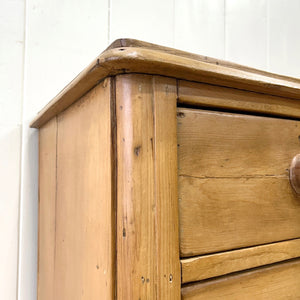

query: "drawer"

left=181, top=258, right=300, bottom=300
left=177, top=108, right=300, bottom=257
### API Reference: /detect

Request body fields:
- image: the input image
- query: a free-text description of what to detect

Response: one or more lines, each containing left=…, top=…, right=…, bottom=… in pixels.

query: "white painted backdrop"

left=1, top=0, right=300, bottom=299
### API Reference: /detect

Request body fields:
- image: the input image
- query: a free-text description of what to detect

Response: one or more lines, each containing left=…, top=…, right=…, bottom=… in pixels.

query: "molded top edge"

left=30, top=38, right=300, bottom=128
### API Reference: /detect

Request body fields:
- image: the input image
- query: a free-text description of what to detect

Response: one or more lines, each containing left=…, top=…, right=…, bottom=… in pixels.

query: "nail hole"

left=134, top=146, right=141, bottom=156
left=177, top=112, right=185, bottom=118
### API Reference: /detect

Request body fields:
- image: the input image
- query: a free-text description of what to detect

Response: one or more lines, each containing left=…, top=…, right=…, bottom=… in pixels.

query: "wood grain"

left=105, top=39, right=300, bottom=84
left=116, top=74, right=156, bottom=299
left=153, top=77, right=180, bottom=299
left=177, top=108, right=300, bottom=178
left=30, top=39, right=300, bottom=128
left=181, top=238, right=300, bottom=283
left=179, top=176, right=300, bottom=257
left=38, top=117, right=57, bottom=300
left=116, top=74, right=180, bottom=299
left=178, top=80, right=300, bottom=119
left=181, top=259, right=300, bottom=299
left=178, top=108, right=300, bottom=256
left=54, top=80, right=114, bottom=299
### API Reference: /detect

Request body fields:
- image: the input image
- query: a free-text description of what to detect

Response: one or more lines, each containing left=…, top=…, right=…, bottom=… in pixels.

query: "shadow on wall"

left=18, top=124, right=39, bottom=299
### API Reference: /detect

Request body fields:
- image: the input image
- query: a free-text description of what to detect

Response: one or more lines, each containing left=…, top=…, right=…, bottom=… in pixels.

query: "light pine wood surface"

left=181, top=238, right=300, bottom=283
left=179, top=80, right=300, bottom=119
left=30, top=39, right=300, bottom=128
left=153, top=77, right=180, bottom=299
left=105, top=39, right=300, bottom=84
left=38, top=80, right=115, bottom=299
left=38, top=117, right=57, bottom=300
left=55, top=80, right=114, bottom=299
left=178, top=108, right=300, bottom=177
left=181, top=259, right=300, bottom=299
left=178, top=108, right=300, bottom=257
left=179, top=176, right=300, bottom=256
left=116, top=74, right=180, bottom=299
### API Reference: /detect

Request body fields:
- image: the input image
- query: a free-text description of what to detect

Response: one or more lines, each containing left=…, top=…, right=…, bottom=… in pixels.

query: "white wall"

left=0, top=0, right=24, bottom=299
left=1, top=0, right=300, bottom=299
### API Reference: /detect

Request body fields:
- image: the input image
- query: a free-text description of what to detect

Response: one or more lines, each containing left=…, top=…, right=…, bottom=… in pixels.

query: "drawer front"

left=181, top=259, right=300, bottom=300
left=178, top=108, right=300, bottom=257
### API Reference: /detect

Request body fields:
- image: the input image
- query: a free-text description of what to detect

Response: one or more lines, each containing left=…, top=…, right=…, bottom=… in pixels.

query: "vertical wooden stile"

left=153, top=76, right=180, bottom=300
left=38, top=117, right=57, bottom=300
left=116, top=74, right=180, bottom=299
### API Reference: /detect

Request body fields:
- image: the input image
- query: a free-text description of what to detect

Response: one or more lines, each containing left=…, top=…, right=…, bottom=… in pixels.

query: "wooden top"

left=30, top=38, right=300, bottom=128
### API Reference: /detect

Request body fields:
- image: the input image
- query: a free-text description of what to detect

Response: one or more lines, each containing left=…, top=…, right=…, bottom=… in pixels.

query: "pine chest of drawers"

left=31, top=39, right=300, bottom=299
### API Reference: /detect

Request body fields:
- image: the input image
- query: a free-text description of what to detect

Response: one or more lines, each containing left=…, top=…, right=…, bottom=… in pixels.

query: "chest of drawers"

left=31, top=39, right=300, bottom=299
